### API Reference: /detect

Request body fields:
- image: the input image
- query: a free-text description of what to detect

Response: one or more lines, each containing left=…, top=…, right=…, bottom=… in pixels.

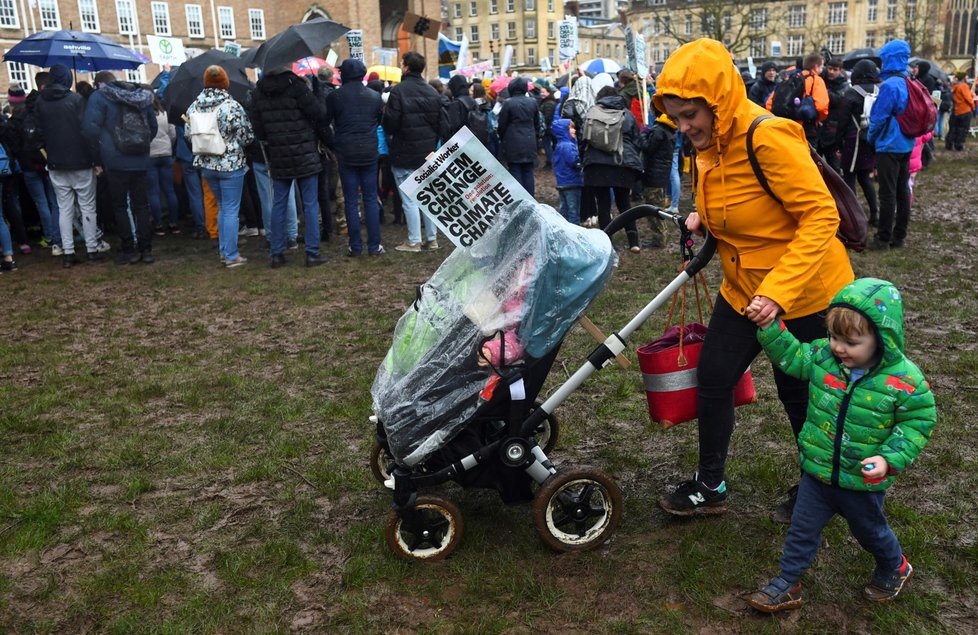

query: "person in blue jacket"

left=867, top=39, right=915, bottom=251
left=551, top=118, right=583, bottom=225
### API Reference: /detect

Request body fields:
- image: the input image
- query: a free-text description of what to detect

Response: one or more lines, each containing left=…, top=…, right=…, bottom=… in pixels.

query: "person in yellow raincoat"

left=651, top=39, right=854, bottom=520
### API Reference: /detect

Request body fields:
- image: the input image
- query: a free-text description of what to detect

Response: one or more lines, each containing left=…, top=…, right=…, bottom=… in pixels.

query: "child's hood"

left=829, top=278, right=905, bottom=364
left=551, top=118, right=573, bottom=142
left=655, top=112, right=677, bottom=129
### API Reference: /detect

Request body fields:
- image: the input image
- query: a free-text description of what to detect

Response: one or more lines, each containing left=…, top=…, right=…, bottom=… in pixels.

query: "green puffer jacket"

left=757, top=278, right=936, bottom=492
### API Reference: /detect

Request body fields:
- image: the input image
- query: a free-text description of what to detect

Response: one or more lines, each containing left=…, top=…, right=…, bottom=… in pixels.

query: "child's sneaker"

left=658, top=475, right=728, bottom=516
left=745, top=576, right=804, bottom=613
left=863, top=555, right=913, bottom=603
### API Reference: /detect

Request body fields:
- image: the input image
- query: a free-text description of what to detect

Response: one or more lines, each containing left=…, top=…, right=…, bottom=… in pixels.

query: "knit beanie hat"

left=7, top=83, right=26, bottom=103
left=203, top=65, right=229, bottom=90
left=48, top=63, right=72, bottom=89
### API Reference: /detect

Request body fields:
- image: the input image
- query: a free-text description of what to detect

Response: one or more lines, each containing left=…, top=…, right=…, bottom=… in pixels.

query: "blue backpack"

left=0, top=143, right=14, bottom=177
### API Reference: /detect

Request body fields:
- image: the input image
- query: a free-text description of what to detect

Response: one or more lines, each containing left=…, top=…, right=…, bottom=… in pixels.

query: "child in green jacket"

left=744, top=278, right=937, bottom=612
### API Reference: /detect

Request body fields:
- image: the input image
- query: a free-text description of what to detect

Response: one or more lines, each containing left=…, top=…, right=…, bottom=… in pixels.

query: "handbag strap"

left=665, top=263, right=713, bottom=367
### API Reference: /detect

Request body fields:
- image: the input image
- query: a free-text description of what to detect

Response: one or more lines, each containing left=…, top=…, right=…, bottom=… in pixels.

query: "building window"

left=548, top=20, right=555, bottom=39
left=787, top=33, right=805, bottom=56
left=886, top=0, right=897, bottom=22
left=723, top=12, right=732, bottom=32
left=249, top=9, right=265, bottom=40
left=126, top=67, right=146, bottom=83
left=905, top=0, right=916, bottom=20
left=750, top=8, right=766, bottom=30
left=788, top=5, right=805, bottom=28
left=38, top=0, right=60, bottom=30
left=525, top=0, right=535, bottom=10
left=525, top=19, right=535, bottom=38
left=218, top=6, right=235, bottom=39
left=116, top=0, right=137, bottom=35
left=0, top=0, right=19, bottom=29
left=548, top=0, right=554, bottom=11
left=652, top=0, right=665, bottom=4
left=684, top=14, right=692, bottom=36
left=453, top=3, right=461, bottom=18
left=614, top=44, right=620, bottom=58
left=506, top=0, right=514, bottom=13
left=490, top=0, right=497, bottom=13
left=469, top=1, right=477, bottom=16
left=455, top=26, right=463, bottom=41
left=150, top=2, right=170, bottom=36
left=582, top=39, right=589, bottom=53
left=78, top=0, right=100, bottom=32
left=867, top=0, right=878, bottom=22
left=7, top=61, right=29, bottom=88
left=749, top=37, right=766, bottom=58
left=492, top=51, right=499, bottom=66
left=491, top=23, right=499, bottom=39
left=827, top=31, right=846, bottom=54
left=527, top=46, right=535, bottom=64
left=865, top=31, right=877, bottom=48
left=827, top=2, right=848, bottom=25
left=186, top=4, right=204, bottom=38
left=470, top=25, right=479, bottom=41
left=507, top=21, right=516, bottom=39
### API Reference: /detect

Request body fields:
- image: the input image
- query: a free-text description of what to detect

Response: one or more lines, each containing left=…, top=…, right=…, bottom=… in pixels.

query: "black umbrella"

left=164, top=49, right=253, bottom=119
left=554, top=69, right=595, bottom=88
left=909, top=57, right=949, bottom=84
left=249, top=17, right=351, bottom=72
left=841, top=48, right=881, bottom=71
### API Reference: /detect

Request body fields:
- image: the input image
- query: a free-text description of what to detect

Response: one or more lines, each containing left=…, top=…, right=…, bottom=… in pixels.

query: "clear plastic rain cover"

left=371, top=200, right=617, bottom=467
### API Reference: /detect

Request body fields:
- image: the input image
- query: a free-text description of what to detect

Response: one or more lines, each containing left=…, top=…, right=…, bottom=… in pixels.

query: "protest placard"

left=398, top=127, right=530, bottom=249
left=402, top=12, right=442, bottom=40
left=147, top=35, right=187, bottom=65
left=223, top=41, right=241, bottom=57
left=624, top=27, right=647, bottom=77
left=346, top=30, right=364, bottom=62
left=458, top=60, right=494, bottom=77
left=558, top=19, right=578, bottom=62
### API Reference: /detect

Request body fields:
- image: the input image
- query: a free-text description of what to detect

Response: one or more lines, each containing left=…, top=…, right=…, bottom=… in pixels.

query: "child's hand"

left=746, top=295, right=779, bottom=328
left=861, top=456, right=888, bottom=479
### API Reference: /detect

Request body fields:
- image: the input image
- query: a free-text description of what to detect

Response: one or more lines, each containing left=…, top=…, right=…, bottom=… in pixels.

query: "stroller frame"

left=373, top=206, right=717, bottom=560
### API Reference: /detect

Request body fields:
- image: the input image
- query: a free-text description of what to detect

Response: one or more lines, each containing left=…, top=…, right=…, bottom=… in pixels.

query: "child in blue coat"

left=551, top=118, right=583, bottom=225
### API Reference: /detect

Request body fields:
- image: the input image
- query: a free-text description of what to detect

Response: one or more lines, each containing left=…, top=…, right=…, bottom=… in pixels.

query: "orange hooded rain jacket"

left=652, top=39, right=853, bottom=320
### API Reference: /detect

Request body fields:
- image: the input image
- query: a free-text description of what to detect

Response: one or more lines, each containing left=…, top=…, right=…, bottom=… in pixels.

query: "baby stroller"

left=369, top=201, right=716, bottom=560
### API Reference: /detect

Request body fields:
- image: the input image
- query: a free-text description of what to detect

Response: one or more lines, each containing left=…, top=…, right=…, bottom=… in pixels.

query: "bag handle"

left=664, top=263, right=713, bottom=367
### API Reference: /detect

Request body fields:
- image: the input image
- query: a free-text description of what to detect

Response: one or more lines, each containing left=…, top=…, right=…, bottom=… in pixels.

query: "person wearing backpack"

left=817, top=59, right=850, bottom=173
left=581, top=85, right=643, bottom=252
left=498, top=77, right=541, bottom=196
left=766, top=53, right=830, bottom=146
left=748, top=62, right=779, bottom=107
left=946, top=72, right=975, bottom=151
left=36, top=64, right=105, bottom=268
left=652, top=38, right=854, bottom=520
left=82, top=71, right=158, bottom=264
left=838, top=59, right=881, bottom=226
left=866, top=40, right=916, bottom=251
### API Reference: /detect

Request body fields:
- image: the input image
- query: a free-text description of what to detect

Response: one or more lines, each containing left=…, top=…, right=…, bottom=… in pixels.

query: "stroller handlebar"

left=604, top=204, right=717, bottom=277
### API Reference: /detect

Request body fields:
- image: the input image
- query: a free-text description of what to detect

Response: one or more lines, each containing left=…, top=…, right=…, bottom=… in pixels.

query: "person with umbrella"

left=185, top=66, right=255, bottom=268
left=36, top=64, right=103, bottom=268
left=250, top=63, right=330, bottom=268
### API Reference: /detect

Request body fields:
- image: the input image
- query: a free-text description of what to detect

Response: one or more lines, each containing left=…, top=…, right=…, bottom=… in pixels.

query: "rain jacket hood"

left=192, top=87, right=233, bottom=110
left=879, top=39, right=910, bottom=76
left=851, top=60, right=881, bottom=85
left=100, top=81, right=154, bottom=108
left=829, top=278, right=905, bottom=367
left=551, top=117, right=573, bottom=142
left=509, top=77, right=529, bottom=96
left=448, top=74, right=470, bottom=97
left=551, top=118, right=584, bottom=187
left=652, top=38, right=854, bottom=319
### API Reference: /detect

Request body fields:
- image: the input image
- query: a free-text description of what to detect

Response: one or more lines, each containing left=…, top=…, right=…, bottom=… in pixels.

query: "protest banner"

left=458, top=60, right=494, bottom=77
left=346, top=30, right=364, bottom=62
left=223, top=41, right=241, bottom=57
left=558, top=19, right=578, bottom=62
left=147, top=35, right=187, bottom=65
left=398, top=127, right=530, bottom=250
left=403, top=12, right=442, bottom=40
left=540, top=57, right=552, bottom=72
left=624, top=27, right=647, bottom=77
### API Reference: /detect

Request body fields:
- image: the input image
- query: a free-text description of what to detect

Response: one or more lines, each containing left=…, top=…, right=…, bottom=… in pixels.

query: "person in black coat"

left=251, top=67, right=330, bottom=267
left=497, top=77, right=540, bottom=196
left=582, top=86, right=644, bottom=251
left=444, top=74, right=476, bottom=139
left=817, top=59, right=850, bottom=173
left=837, top=59, right=881, bottom=225
left=748, top=62, right=779, bottom=107
left=326, top=58, right=385, bottom=256
left=382, top=52, right=445, bottom=251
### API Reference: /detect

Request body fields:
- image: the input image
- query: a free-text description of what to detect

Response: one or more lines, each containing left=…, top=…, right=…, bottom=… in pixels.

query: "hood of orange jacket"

left=652, top=39, right=853, bottom=319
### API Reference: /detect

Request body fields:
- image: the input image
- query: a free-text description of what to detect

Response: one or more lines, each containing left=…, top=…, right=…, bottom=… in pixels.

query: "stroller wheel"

left=531, top=400, right=560, bottom=454
left=369, top=442, right=394, bottom=485
left=533, top=467, right=622, bottom=553
left=385, top=496, right=464, bottom=561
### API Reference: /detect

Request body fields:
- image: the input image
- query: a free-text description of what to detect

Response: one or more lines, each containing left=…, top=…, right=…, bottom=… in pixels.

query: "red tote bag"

left=636, top=270, right=757, bottom=429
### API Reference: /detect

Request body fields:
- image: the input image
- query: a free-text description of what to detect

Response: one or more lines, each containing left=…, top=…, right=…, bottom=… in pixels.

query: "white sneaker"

left=96, top=239, right=111, bottom=253
left=238, top=227, right=259, bottom=237
left=258, top=228, right=266, bottom=236
left=51, top=245, right=64, bottom=256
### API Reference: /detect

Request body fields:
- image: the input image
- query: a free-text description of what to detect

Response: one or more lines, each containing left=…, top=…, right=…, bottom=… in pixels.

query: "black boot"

left=63, top=254, right=80, bottom=268
left=305, top=253, right=328, bottom=267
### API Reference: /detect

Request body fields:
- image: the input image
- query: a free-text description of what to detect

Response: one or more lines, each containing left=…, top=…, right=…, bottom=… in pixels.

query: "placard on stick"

left=402, top=12, right=442, bottom=40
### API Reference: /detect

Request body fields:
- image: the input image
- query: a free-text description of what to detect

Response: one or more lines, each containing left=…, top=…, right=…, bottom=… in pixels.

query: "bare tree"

left=648, top=0, right=784, bottom=57
left=902, top=0, right=941, bottom=57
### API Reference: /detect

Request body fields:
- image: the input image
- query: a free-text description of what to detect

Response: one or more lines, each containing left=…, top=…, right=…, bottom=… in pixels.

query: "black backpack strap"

left=746, top=115, right=781, bottom=205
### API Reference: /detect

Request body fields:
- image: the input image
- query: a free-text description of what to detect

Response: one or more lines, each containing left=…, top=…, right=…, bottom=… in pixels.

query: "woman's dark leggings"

left=594, top=186, right=638, bottom=247
left=696, top=294, right=827, bottom=488
left=843, top=168, right=879, bottom=222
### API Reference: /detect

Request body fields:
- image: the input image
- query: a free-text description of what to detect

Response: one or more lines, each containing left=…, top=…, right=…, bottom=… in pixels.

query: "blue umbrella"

left=3, top=30, right=145, bottom=72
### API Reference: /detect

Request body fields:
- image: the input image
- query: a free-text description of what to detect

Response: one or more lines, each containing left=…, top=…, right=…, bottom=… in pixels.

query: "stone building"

left=441, top=0, right=564, bottom=71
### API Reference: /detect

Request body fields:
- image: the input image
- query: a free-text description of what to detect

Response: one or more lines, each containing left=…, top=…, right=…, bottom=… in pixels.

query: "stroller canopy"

left=372, top=200, right=617, bottom=466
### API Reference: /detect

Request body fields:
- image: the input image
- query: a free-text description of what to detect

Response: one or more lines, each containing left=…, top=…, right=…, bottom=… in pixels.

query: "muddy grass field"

left=1, top=145, right=976, bottom=633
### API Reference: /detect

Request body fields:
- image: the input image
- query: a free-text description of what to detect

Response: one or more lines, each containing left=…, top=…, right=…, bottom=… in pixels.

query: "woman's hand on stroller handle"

left=685, top=212, right=704, bottom=237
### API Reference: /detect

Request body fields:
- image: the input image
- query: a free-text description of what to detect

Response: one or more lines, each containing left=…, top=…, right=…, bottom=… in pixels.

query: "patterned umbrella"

left=580, top=58, right=622, bottom=75
left=3, top=30, right=145, bottom=72
left=293, top=56, right=335, bottom=79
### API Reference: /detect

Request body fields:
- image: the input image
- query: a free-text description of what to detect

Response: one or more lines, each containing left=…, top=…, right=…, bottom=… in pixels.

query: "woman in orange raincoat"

left=651, top=39, right=854, bottom=520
